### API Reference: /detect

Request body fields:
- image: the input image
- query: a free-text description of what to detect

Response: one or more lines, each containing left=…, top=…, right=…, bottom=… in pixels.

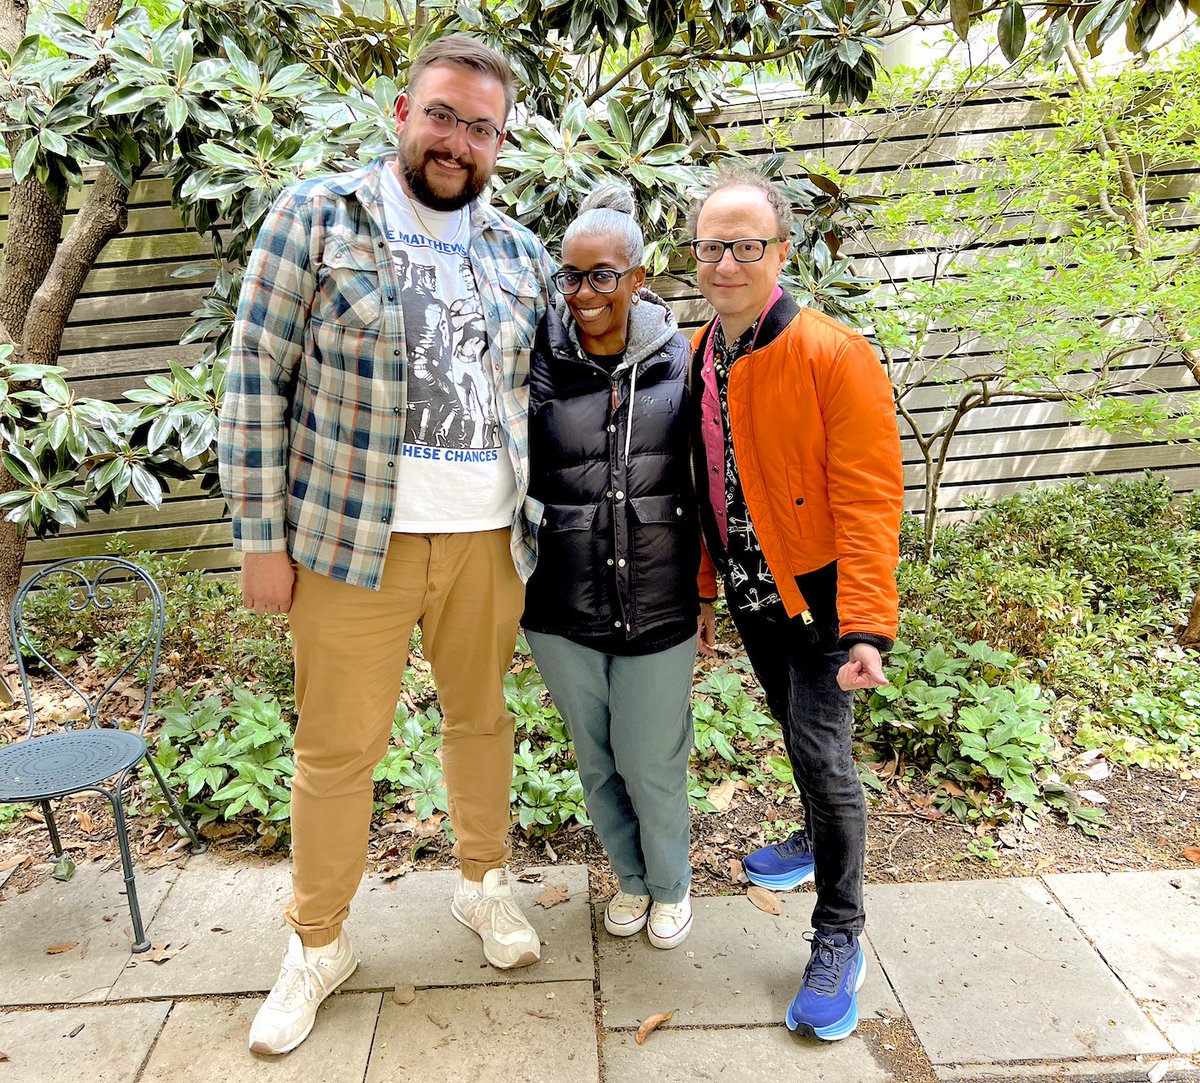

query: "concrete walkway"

left=1, top=855, right=1197, bottom=1082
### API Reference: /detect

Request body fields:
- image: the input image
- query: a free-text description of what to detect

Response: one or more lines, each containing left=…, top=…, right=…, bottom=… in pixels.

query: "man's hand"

left=697, top=601, right=717, bottom=657
left=837, top=642, right=888, bottom=692
left=241, top=551, right=295, bottom=614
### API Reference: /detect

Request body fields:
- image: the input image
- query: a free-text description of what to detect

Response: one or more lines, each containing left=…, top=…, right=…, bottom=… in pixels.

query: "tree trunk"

left=1182, top=590, right=1200, bottom=650
left=0, top=468, right=26, bottom=665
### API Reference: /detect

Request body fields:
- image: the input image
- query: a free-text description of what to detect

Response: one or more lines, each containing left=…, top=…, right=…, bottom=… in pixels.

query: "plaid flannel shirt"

left=218, top=157, right=554, bottom=590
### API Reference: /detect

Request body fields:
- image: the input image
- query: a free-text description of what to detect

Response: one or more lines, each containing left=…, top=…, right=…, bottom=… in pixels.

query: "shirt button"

left=394, top=406, right=401, bottom=413
left=615, top=490, right=625, bottom=500
left=605, top=490, right=613, bottom=498
left=614, top=620, right=622, bottom=628
left=608, top=424, right=616, bottom=433
left=393, top=349, right=401, bottom=356
left=617, top=558, right=626, bottom=568
left=711, top=467, right=718, bottom=473
left=675, top=507, right=683, bottom=516
left=387, top=461, right=394, bottom=468
left=606, top=558, right=614, bottom=566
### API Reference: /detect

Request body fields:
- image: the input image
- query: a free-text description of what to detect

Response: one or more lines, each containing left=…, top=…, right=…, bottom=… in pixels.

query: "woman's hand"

left=697, top=601, right=717, bottom=657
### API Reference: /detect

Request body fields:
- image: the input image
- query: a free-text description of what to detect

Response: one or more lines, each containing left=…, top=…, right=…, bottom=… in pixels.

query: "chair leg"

left=41, top=800, right=63, bottom=857
left=143, top=755, right=208, bottom=855
left=101, top=787, right=151, bottom=953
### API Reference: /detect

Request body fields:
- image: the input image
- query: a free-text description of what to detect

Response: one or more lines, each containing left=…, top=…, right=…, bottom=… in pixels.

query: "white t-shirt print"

left=380, top=167, right=517, bottom=533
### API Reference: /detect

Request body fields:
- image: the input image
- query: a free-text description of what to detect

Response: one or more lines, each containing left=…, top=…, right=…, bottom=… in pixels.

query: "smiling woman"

left=523, top=182, right=702, bottom=952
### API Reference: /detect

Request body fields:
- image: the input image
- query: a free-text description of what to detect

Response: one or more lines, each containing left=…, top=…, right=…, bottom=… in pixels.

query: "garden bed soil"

left=1, top=748, right=1195, bottom=901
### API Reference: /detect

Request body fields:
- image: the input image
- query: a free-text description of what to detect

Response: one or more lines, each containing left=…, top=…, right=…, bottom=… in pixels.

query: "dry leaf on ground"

left=75, top=810, right=95, bottom=834
left=728, top=859, right=745, bottom=883
left=706, top=779, right=739, bottom=813
left=0, top=1049, right=8, bottom=1061
left=143, top=942, right=186, bottom=964
left=533, top=882, right=570, bottom=908
left=635, top=1009, right=674, bottom=1045
left=1183, top=847, right=1200, bottom=863
left=391, top=983, right=416, bottom=1005
left=746, top=886, right=782, bottom=916
left=0, top=854, right=30, bottom=872
left=45, top=942, right=79, bottom=955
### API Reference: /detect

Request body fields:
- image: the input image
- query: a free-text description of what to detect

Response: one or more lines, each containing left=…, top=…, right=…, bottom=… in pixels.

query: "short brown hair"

left=408, top=34, right=517, bottom=125
left=688, top=164, right=794, bottom=239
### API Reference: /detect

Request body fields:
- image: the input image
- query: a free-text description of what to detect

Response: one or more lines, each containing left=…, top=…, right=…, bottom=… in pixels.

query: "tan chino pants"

left=283, top=529, right=524, bottom=947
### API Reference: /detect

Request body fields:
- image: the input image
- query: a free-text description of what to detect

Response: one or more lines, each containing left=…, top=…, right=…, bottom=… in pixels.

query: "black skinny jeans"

left=728, top=561, right=867, bottom=936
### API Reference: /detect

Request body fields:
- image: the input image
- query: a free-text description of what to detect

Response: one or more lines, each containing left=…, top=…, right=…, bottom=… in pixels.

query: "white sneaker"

left=248, top=931, right=358, bottom=1055
left=604, top=892, right=651, bottom=937
left=451, top=867, right=541, bottom=970
left=647, top=894, right=693, bottom=949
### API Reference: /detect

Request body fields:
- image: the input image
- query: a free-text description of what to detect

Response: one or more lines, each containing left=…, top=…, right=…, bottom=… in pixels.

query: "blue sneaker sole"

left=743, top=864, right=816, bottom=891
left=785, top=947, right=866, bottom=1042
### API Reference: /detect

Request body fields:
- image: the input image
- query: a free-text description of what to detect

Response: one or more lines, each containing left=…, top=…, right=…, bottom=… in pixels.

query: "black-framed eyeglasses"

left=552, top=267, right=639, bottom=296
left=690, top=237, right=782, bottom=264
left=410, top=96, right=505, bottom=149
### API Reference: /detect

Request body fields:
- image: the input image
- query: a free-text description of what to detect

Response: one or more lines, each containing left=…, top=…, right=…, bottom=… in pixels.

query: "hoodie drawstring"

left=624, top=360, right=638, bottom=462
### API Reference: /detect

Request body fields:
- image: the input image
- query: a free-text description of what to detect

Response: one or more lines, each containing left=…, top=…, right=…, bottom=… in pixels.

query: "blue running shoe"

left=785, top=930, right=866, bottom=1041
left=742, top=829, right=816, bottom=890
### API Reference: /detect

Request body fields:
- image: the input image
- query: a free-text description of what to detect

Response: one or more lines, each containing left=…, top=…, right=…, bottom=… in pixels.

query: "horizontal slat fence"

left=3, top=82, right=1197, bottom=575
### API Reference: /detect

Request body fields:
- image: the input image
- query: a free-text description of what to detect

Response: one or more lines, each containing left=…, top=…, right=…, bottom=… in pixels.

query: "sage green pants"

left=526, top=631, right=695, bottom=904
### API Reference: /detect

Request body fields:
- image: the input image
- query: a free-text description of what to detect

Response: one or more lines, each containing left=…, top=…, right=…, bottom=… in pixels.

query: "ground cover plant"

left=1, top=474, right=1196, bottom=879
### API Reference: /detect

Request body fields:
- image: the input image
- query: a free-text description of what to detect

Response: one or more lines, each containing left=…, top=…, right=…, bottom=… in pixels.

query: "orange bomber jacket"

left=691, top=293, right=904, bottom=642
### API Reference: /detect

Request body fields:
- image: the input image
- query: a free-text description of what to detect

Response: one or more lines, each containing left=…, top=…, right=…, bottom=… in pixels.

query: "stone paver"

left=110, top=854, right=292, bottom=998
left=0, top=861, right=182, bottom=1006
left=865, top=878, right=1172, bottom=1065
left=364, top=980, right=599, bottom=1083
left=597, top=892, right=899, bottom=1028
left=0, top=1001, right=169, bottom=1082
left=139, top=993, right=382, bottom=1082
left=933, top=1054, right=1186, bottom=1080
left=1045, top=869, right=1200, bottom=1054
left=603, top=1027, right=899, bottom=1082
left=344, top=864, right=593, bottom=991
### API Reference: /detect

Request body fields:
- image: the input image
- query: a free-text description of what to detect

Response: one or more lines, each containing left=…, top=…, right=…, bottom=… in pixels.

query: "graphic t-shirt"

left=380, top=167, right=517, bottom=532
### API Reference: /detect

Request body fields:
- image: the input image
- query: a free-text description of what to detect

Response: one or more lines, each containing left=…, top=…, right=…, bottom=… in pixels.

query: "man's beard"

left=399, top=140, right=489, bottom=212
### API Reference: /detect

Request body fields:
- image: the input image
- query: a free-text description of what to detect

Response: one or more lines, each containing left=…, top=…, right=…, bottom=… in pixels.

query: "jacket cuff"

left=838, top=632, right=894, bottom=654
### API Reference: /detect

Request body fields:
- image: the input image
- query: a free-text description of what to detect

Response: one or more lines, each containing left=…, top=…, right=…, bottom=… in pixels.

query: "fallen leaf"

left=45, top=942, right=79, bottom=955
left=23, top=809, right=45, bottom=823
left=728, top=859, right=745, bottom=883
left=380, top=868, right=408, bottom=882
left=938, top=779, right=966, bottom=797
left=67, top=1024, right=84, bottom=1038
left=143, top=942, right=186, bottom=964
left=0, top=853, right=30, bottom=872
left=1078, top=789, right=1109, bottom=805
left=533, top=883, right=570, bottom=909
left=635, top=1009, right=674, bottom=1045
left=1183, top=847, right=1200, bottom=863
left=705, top=779, right=739, bottom=813
left=746, top=886, right=782, bottom=916
left=75, top=810, right=95, bottom=834
left=524, top=1008, right=559, bottom=1020
left=1081, top=759, right=1111, bottom=782
left=391, top=983, right=416, bottom=1005
left=0, top=1050, right=8, bottom=1061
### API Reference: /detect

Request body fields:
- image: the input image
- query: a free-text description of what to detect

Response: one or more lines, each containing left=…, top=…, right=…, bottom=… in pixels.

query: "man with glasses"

left=689, top=166, right=903, bottom=1043
left=219, top=34, right=554, bottom=1055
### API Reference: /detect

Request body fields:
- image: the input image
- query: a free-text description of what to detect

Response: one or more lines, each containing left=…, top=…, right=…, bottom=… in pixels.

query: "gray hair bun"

left=579, top=182, right=637, bottom=219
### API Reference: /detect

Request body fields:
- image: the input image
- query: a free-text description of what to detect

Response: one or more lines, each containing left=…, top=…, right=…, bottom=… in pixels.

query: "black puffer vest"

left=523, top=292, right=700, bottom=645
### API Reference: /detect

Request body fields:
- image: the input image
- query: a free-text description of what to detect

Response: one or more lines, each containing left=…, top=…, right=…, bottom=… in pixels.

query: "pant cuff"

left=294, top=926, right=342, bottom=949
left=460, top=858, right=505, bottom=882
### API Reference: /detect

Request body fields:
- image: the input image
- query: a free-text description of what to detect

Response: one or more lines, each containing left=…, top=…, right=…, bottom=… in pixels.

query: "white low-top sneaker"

left=647, top=893, right=693, bottom=949
left=452, top=867, right=541, bottom=970
left=248, top=931, right=358, bottom=1055
left=604, top=892, right=651, bottom=937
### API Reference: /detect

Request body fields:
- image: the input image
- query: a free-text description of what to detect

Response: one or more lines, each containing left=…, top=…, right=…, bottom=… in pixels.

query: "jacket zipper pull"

left=611, top=384, right=618, bottom=411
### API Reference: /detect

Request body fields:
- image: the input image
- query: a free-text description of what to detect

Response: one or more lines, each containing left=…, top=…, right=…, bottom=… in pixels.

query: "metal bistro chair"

left=0, top=557, right=207, bottom=952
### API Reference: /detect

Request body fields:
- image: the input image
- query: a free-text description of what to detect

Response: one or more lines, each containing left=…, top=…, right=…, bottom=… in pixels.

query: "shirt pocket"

left=314, top=237, right=382, bottom=329
left=494, top=265, right=542, bottom=356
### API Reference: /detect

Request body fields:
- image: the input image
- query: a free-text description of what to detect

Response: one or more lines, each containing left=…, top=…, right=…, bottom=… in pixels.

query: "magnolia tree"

left=0, top=0, right=1198, bottom=639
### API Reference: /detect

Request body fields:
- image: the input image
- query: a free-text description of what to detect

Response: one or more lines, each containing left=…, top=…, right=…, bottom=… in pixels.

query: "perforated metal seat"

left=0, top=730, right=147, bottom=802
left=2, top=557, right=206, bottom=952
